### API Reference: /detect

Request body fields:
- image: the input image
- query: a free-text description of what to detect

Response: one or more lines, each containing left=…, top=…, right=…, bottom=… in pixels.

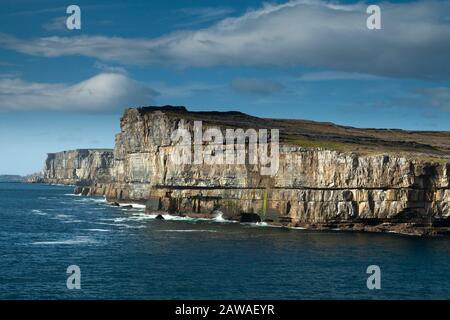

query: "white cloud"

left=93, top=62, right=128, bottom=75
left=0, top=72, right=20, bottom=78
left=176, top=7, right=235, bottom=27
left=0, top=1, right=449, bottom=78
left=0, top=73, right=159, bottom=112
left=42, top=16, right=67, bottom=32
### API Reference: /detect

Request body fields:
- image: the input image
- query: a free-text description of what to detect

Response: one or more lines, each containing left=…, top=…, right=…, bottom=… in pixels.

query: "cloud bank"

left=0, top=73, right=158, bottom=112
left=1, top=0, right=449, bottom=79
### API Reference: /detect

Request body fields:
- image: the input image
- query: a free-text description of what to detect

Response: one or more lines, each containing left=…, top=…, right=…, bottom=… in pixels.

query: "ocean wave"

left=31, top=236, right=98, bottom=245
left=55, top=214, right=73, bottom=219
left=31, top=209, right=47, bottom=216
left=242, top=221, right=284, bottom=228
left=143, top=212, right=236, bottom=224
left=99, top=210, right=236, bottom=227
left=115, top=224, right=146, bottom=229
left=93, top=222, right=118, bottom=226
left=93, top=221, right=146, bottom=229
left=117, top=203, right=146, bottom=209
left=74, top=197, right=106, bottom=204
left=61, top=220, right=85, bottom=224
left=145, top=214, right=199, bottom=221
left=387, top=230, right=417, bottom=236
left=83, top=228, right=110, bottom=232
left=212, top=212, right=238, bottom=223
left=289, top=226, right=307, bottom=230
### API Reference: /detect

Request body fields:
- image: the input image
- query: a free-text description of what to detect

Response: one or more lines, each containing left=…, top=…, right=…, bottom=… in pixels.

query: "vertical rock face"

left=76, top=106, right=450, bottom=235
left=43, top=149, right=114, bottom=186
left=40, top=106, right=450, bottom=234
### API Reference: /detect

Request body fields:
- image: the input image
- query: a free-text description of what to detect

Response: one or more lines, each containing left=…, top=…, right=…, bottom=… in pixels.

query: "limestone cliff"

left=43, top=149, right=113, bottom=186
left=51, top=106, right=450, bottom=235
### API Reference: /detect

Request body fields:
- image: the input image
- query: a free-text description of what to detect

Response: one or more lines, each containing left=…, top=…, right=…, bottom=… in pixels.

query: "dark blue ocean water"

left=1, top=182, right=449, bottom=299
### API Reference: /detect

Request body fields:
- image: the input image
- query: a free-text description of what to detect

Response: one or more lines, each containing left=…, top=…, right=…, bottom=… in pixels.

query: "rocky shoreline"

left=39, top=106, right=450, bottom=236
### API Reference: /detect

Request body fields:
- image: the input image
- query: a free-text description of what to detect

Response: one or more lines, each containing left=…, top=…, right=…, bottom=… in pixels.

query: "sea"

left=1, top=182, right=449, bottom=299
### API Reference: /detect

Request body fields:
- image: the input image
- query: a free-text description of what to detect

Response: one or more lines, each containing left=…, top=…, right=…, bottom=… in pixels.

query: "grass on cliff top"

left=412, top=155, right=450, bottom=165
left=284, top=137, right=367, bottom=153
left=285, top=138, right=450, bottom=165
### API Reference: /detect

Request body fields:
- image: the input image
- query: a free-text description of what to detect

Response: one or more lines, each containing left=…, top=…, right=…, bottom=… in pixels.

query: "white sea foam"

left=144, top=212, right=235, bottom=223
left=98, top=209, right=235, bottom=228
left=92, top=197, right=107, bottom=203
left=31, top=209, right=47, bottom=216
left=93, top=221, right=146, bottom=229
left=61, top=220, right=85, bottom=224
left=242, top=221, right=269, bottom=227
left=113, top=202, right=146, bottom=209
left=73, top=197, right=106, bottom=205
left=242, top=221, right=283, bottom=228
left=64, top=193, right=81, bottom=196
left=83, top=228, right=110, bottom=232
left=388, top=230, right=417, bottom=236
left=150, top=214, right=199, bottom=221
left=32, top=236, right=98, bottom=245
left=212, top=211, right=227, bottom=222
left=289, top=226, right=307, bottom=230
left=55, top=214, right=73, bottom=219
left=115, top=224, right=146, bottom=229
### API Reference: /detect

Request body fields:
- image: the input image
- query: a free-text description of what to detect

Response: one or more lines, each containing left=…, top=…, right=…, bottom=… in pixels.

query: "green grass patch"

left=284, top=138, right=362, bottom=152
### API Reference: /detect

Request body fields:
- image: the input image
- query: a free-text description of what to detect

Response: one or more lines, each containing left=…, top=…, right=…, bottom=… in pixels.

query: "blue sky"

left=1, top=0, right=450, bottom=175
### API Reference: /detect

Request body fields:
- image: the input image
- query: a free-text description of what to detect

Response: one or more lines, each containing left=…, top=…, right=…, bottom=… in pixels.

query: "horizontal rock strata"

left=43, top=106, right=450, bottom=235
left=43, top=149, right=113, bottom=186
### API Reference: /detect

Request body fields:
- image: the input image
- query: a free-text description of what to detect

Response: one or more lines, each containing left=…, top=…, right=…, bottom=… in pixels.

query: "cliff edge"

left=43, top=149, right=114, bottom=186
left=43, top=106, right=450, bottom=235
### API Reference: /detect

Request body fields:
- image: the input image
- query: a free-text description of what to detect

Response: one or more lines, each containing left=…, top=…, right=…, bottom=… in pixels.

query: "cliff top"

left=131, top=106, right=450, bottom=162
left=47, top=149, right=114, bottom=156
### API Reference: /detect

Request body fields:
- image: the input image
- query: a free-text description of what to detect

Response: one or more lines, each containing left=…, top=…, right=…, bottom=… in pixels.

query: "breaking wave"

left=31, top=236, right=98, bottom=245
left=116, top=203, right=146, bottom=209
left=83, top=228, right=111, bottom=232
